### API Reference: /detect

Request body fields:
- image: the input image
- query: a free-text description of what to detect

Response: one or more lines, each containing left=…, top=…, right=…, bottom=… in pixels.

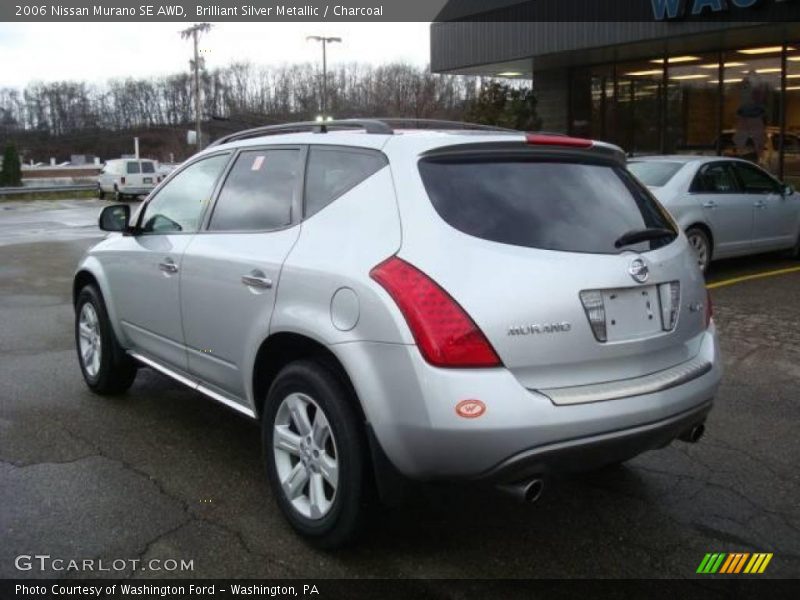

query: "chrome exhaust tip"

left=678, top=423, right=705, bottom=444
left=497, top=477, right=545, bottom=504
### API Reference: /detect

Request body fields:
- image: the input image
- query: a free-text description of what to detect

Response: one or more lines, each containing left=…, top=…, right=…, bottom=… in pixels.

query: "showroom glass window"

left=664, top=52, right=721, bottom=156
left=722, top=47, right=783, bottom=176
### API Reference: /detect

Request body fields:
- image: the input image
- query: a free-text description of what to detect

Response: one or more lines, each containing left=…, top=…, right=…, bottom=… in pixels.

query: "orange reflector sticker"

left=455, top=399, right=486, bottom=419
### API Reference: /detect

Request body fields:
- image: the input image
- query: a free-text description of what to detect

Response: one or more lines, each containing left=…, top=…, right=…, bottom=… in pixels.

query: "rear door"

left=408, top=148, right=709, bottom=390
left=180, top=147, right=304, bottom=404
left=689, top=160, right=752, bottom=257
left=140, top=160, right=158, bottom=188
left=731, top=161, right=795, bottom=250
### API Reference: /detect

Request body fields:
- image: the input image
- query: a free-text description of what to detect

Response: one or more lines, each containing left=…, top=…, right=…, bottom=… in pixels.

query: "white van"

left=97, top=159, right=162, bottom=201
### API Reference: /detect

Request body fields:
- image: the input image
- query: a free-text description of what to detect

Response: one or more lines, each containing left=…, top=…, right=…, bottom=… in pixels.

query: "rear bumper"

left=332, top=324, right=722, bottom=481
left=118, top=187, right=154, bottom=195
left=480, top=400, right=712, bottom=483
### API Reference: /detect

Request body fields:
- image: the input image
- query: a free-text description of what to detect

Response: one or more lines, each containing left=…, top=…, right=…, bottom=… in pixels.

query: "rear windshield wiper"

left=614, top=227, right=676, bottom=249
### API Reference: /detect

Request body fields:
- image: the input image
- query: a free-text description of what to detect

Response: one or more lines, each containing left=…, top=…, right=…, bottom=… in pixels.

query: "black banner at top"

left=3, top=0, right=800, bottom=22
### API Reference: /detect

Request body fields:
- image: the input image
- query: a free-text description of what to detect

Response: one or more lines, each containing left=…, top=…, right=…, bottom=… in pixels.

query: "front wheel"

left=262, top=360, right=367, bottom=549
left=75, top=285, right=137, bottom=395
left=686, top=227, right=711, bottom=274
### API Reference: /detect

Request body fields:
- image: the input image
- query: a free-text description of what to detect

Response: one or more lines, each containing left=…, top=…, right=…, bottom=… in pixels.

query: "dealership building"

left=431, top=3, right=800, bottom=180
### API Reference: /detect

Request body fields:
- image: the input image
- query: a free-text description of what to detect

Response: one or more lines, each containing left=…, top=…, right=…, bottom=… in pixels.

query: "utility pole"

left=306, top=36, right=342, bottom=119
left=181, top=23, right=212, bottom=149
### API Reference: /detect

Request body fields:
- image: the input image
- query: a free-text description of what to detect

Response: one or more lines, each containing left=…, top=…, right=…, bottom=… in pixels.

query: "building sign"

left=652, top=0, right=793, bottom=20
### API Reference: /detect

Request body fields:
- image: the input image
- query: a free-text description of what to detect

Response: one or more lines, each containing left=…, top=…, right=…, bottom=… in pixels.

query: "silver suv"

left=74, top=120, right=722, bottom=547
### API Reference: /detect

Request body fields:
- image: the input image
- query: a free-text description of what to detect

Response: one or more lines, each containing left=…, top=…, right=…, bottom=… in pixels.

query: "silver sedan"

left=628, top=156, right=800, bottom=272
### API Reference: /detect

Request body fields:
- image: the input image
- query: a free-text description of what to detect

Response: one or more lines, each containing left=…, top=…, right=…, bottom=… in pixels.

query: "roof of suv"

left=203, top=119, right=626, bottom=164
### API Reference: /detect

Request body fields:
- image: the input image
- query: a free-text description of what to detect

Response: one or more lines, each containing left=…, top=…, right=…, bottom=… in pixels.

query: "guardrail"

left=0, top=184, right=95, bottom=196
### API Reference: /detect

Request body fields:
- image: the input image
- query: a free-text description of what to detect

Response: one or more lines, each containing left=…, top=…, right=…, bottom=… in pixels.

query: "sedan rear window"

left=418, top=158, right=676, bottom=255
left=628, top=161, right=683, bottom=187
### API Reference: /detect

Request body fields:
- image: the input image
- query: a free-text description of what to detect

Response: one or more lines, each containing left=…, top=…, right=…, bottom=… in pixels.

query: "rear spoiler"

left=420, top=139, right=627, bottom=167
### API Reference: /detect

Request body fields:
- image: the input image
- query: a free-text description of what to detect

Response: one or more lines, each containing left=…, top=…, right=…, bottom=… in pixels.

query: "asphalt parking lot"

left=1, top=198, right=798, bottom=580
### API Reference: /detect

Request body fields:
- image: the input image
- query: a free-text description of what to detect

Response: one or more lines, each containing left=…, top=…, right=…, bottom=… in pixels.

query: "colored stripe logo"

left=697, top=553, right=773, bottom=574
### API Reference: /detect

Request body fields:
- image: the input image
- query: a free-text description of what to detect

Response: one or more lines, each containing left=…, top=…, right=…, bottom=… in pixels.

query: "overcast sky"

left=0, top=22, right=432, bottom=88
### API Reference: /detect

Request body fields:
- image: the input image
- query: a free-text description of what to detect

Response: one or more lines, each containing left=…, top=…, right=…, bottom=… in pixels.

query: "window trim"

left=302, top=144, right=389, bottom=219
left=729, top=160, right=782, bottom=195
left=199, top=144, right=307, bottom=235
left=134, top=150, right=233, bottom=236
left=688, top=161, right=741, bottom=195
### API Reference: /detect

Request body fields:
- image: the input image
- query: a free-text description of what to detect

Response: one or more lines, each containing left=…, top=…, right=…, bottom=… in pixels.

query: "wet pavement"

left=0, top=199, right=798, bottom=580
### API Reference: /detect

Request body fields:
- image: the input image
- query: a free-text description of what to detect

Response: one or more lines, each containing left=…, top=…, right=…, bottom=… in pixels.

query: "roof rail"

left=208, top=119, right=393, bottom=147
left=208, top=118, right=527, bottom=147
left=374, top=118, right=518, bottom=133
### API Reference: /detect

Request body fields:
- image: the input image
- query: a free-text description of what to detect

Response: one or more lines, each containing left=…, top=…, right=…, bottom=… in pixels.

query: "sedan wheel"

left=273, top=392, right=339, bottom=520
left=686, top=228, right=711, bottom=274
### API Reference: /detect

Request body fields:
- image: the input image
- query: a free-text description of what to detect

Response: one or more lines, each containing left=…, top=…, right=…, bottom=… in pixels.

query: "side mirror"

left=783, top=183, right=795, bottom=197
left=98, top=204, right=131, bottom=232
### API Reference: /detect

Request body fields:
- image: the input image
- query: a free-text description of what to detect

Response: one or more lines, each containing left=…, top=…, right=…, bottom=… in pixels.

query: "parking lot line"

left=707, top=266, right=800, bottom=290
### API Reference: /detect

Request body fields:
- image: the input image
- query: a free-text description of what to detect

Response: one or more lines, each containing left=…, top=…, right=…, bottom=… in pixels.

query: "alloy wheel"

left=273, top=392, right=339, bottom=520
left=78, top=303, right=102, bottom=378
left=687, top=231, right=709, bottom=272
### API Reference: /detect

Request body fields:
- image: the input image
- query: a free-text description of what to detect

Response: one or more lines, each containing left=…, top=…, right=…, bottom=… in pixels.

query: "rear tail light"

left=705, top=290, right=713, bottom=328
left=120, top=176, right=126, bottom=185
left=370, top=257, right=501, bottom=368
left=579, top=291, right=607, bottom=342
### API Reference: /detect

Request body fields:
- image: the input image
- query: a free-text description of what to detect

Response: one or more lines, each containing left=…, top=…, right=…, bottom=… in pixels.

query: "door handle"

left=158, top=258, right=178, bottom=274
left=702, top=200, right=717, bottom=209
left=241, top=271, right=273, bottom=289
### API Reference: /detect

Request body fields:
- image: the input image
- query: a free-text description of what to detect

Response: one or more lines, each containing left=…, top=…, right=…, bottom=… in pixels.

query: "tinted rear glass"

left=126, top=162, right=141, bottom=174
left=141, top=161, right=156, bottom=173
left=628, top=161, right=683, bottom=187
left=418, top=158, right=676, bottom=255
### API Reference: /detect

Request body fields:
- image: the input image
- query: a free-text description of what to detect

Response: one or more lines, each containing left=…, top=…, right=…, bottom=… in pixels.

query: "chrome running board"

left=129, top=351, right=257, bottom=419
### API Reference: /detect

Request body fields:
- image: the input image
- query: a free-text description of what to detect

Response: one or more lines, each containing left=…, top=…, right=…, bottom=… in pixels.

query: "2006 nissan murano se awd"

left=74, top=119, right=721, bottom=547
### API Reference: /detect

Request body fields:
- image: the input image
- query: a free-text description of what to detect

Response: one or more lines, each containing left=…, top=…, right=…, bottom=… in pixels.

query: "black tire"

left=262, top=360, right=367, bottom=549
left=97, top=185, right=105, bottom=200
left=686, top=227, right=712, bottom=274
left=75, top=285, right=137, bottom=395
left=114, top=187, right=125, bottom=202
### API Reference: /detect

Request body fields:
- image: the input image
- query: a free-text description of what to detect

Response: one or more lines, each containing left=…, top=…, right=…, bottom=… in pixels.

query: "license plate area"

left=603, top=286, right=662, bottom=341
left=143, top=177, right=152, bottom=184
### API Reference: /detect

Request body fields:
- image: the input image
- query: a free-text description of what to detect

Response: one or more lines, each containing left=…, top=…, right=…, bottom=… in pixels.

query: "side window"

left=304, top=147, right=388, bottom=218
left=140, top=154, right=229, bottom=234
left=209, top=149, right=301, bottom=231
left=691, top=163, right=737, bottom=194
left=733, top=162, right=780, bottom=194
left=126, top=162, right=141, bottom=174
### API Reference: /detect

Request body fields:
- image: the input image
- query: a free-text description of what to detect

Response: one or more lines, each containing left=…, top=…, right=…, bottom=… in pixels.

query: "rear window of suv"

left=418, top=158, right=676, bottom=255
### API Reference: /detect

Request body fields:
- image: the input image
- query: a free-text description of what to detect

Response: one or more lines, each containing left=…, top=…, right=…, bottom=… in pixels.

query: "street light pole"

left=181, top=23, right=212, bottom=149
left=306, top=36, right=342, bottom=119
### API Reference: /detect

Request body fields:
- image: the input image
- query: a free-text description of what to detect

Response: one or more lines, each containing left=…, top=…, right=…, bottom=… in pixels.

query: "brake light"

left=526, top=133, right=593, bottom=148
left=370, top=257, right=501, bottom=368
left=705, top=290, right=713, bottom=328
left=120, top=176, right=126, bottom=185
